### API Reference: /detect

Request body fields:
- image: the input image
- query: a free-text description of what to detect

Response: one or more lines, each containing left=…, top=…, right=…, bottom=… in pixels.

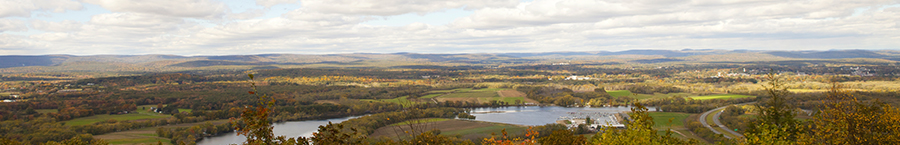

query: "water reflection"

left=197, top=116, right=360, bottom=145
left=470, top=106, right=647, bottom=126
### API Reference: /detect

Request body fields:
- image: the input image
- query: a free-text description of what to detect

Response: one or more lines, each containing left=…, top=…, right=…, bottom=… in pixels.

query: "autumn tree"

left=797, top=83, right=900, bottom=144
left=589, top=103, right=695, bottom=145
left=539, top=130, right=585, bottom=145
left=232, top=74, right=279, bottom=144
left=743, top=72, right=804, bottom=145
left=481, top=127, right=539, bottom=145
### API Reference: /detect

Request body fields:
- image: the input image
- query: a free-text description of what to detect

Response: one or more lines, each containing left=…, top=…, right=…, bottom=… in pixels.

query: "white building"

left=565, top=75, right=591, bottom=80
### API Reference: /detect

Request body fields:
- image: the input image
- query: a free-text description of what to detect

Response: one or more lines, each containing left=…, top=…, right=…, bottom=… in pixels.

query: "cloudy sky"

left=1, top=0, right=899, bottom=55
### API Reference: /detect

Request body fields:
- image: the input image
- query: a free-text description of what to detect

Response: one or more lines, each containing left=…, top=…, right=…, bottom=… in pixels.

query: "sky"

left=1, top=0, right=899, bottom=56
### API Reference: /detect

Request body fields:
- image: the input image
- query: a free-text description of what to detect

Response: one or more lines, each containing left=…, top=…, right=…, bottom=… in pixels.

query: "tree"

left=232, top=74, right=277, bottom=144
left=539, top=130, right=585, bottom=145
left=589, top=103, right=695, bottom=145
left=743, top=72, right=804, bottom=145
left=797, top=82, right=900, bottom=144
left=482, top=127, right=539, bottom=145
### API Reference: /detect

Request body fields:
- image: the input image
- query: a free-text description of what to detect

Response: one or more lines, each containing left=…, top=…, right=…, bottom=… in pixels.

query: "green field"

left=64, top=113, right=170, bottom=126
left=689, top=94, right=755, bottom=100
left=615, top=92, right=755, bottom=100
left=484, top=97, right=526, bottom=104
left=136, top=104, right=192, bottom=113
left=361, top=96, right=418, bottom=107
left=649, top=112, right=692, bottom=129
left=432, top=88, right=529, bottom=104
left=620, top=92, right=695, bottom=100
left=428, top=89, right=456, bottom=93
left=420, top=94, right=442, bottom=99
left=106, top=136, right=171, bottom=145
left=440, top=88, right=503, bottom=98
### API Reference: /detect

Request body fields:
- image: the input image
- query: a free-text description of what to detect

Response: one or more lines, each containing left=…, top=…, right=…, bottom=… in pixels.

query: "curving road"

left=699, top=102, right=754, bottom=139
left=713, top=110, right=744, bottom=138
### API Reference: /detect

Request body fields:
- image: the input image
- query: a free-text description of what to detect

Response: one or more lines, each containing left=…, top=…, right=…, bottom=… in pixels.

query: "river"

left=198, top=106, right=646, bottom=144
left=469, top=106, right=648, bottom=126
left=196, top=116, right=361, bottom=145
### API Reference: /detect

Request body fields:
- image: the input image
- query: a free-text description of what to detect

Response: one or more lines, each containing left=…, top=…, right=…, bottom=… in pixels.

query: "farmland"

left=64, top=113, right=170, bottom=126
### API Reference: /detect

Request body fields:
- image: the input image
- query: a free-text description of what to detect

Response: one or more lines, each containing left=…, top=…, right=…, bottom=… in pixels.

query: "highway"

left=699, top=102, right=754, bottom=139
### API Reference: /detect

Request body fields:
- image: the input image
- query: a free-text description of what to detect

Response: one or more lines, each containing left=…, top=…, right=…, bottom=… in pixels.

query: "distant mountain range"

left=0, top=49, right=896, bottom=69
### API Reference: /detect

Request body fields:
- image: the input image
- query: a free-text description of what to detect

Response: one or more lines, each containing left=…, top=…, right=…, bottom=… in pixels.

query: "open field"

left=497, top=90, right=525, bottom=97
left=66, top=105, right=173, bottom=126
left=136, top=105, right=192, bottom=113
left=434, top=88, right=503, bottom=103
left=64, top=113, right=171, bottom=126
left=371, top=118, right=527, bottom=140
left=428, top=89, right=457, bottom=93
left=440, top=89, right=502, bottom=98
left=420, top=94, right=442, bottom=99
left=634, top=93, right=696, bottom=100
left=361, top=96, right=419, bottom=107
left=614, top=91, right=756, bottom=101
left=95, top=120, right=230, bottom=145
left=434, top=88, right=539, bottom=104
left=649, top=112, right=692, bottom=129
left=689, top=94, right=755, bottom=100
left=648, top=112, right=705, bottom=143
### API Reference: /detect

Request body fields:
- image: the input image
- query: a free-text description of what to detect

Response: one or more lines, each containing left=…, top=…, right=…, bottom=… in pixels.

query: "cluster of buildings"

left=558, top=112, right=625, bottom=130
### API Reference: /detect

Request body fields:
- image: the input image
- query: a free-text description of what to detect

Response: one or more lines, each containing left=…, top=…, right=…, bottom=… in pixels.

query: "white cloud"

left=256, top=0, right=297, bottom=8
left=2, top=0, right=900, bottom=55
left=30, top=20, right=82, bottom=32
left=451, top=0, right=899, bottom=29
left=0, top=19, right=28, bottom=32
left=301, top=0, right=518, bottom=16
left=89, top=13, right=183, bottom=29
left=228, top=9, right=266, bottom=20
left=0, top=0, right=83, bottom=18
left=83, top=0, right=229, bottom=18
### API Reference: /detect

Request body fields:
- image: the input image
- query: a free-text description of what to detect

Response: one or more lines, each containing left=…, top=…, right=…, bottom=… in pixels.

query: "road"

left=713, top=110, right=744, bottom=138
left=699, top=102, right=754, bottom=139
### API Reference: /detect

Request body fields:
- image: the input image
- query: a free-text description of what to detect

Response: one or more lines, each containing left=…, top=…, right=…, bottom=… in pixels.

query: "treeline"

left=74, top=73, right=242, bottom=87
left=518, top=87, right=620, bottom=107
left=257, top=68, right=465, bottom=80
left=0, top=117, right=98, bottom=144
left=625, top=85, right=683, bottom=94
left=157, top=121, right=233, bottom=145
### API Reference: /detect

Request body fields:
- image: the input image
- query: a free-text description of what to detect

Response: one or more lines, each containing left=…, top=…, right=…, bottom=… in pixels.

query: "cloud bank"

left=1, top=0, right=898, bottom=55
